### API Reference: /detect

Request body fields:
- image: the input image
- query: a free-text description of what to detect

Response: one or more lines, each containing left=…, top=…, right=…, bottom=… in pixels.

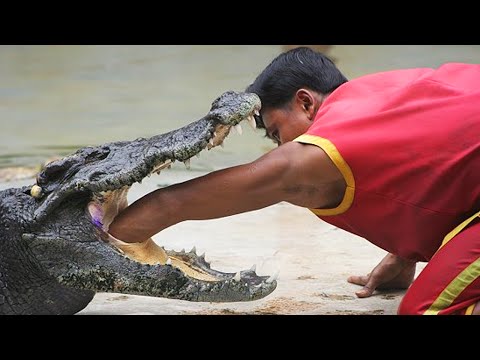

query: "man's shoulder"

left=347, top=67, right=434, bottom=92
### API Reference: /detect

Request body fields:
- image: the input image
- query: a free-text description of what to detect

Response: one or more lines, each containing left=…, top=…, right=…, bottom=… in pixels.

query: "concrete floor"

left=72, top=170, right=425, bottom=315
left=2, top=163, right=428, bottom=315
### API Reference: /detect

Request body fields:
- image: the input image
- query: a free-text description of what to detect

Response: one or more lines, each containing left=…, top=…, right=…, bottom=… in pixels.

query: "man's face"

left=261, top=89, right=325, bottom=145
left=262, top=89, right=326, bottom=145
left=262, top=106, right=312, bottom=146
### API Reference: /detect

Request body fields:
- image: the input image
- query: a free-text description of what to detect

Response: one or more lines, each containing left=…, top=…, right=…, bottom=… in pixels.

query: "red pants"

left=398, top=213, right=480, bottom=315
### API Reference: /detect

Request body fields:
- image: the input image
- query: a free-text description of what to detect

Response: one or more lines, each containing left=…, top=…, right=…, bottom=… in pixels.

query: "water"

left=0, top=45, right=281, bottom=171
left=1, top=45, right=479, bottom=171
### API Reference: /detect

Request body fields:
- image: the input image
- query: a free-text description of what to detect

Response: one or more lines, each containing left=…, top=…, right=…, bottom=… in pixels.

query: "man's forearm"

left=108, top=150, right=290, bottom=243
left=108, top=141, right=341, bottom=243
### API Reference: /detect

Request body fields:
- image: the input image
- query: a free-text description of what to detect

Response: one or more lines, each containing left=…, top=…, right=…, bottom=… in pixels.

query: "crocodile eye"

left=30, top=185, right=44, bottom=199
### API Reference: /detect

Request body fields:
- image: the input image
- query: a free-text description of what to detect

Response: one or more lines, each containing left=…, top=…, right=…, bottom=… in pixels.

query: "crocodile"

left=0, top=91, right=278, bottom=315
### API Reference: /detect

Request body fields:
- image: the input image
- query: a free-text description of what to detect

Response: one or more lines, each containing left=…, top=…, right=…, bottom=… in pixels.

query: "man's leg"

left=398, top=217, right=480, bottom=315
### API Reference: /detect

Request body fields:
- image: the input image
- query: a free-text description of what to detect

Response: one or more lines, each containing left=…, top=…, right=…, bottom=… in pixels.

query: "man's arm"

left=108, top=142, right=345, bottom=243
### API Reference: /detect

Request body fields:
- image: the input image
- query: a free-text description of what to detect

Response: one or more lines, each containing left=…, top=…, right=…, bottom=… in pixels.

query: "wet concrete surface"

left=0, top=169, right=425, bottom=315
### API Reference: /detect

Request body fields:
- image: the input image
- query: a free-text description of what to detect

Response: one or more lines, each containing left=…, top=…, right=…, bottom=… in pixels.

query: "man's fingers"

left=355, top=287, right=374, bottom=298
left=347, top=275, right=369, bottom=286
left=355, top=277, right=378, bottom=298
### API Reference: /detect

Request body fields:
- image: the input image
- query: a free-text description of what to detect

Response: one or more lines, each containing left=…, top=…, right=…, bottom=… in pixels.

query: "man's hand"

left=347, top=253, right=416, bottom=298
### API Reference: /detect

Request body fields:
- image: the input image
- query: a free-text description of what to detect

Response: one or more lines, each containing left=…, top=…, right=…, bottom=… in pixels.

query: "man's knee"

left=397, top=292, right=428, bottom=315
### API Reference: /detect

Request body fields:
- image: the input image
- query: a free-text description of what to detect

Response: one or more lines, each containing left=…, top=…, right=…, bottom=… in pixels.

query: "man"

left=109, top=47, right=480, bottom=315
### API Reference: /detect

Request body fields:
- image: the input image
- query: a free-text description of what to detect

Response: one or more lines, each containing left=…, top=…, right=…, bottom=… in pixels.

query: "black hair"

left=246, top=47, right=348, bottom=129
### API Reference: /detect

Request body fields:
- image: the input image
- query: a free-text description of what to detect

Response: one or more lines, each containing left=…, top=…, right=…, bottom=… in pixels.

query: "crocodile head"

left=0, top=91, right=277, bottom=314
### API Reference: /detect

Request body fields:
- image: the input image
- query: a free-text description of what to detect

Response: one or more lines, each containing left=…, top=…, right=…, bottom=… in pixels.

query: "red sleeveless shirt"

left=294, top=63, right=480, bottom=262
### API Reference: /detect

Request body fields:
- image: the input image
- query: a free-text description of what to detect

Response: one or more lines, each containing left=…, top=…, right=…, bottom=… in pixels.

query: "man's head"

left=246, top=47, right=347, bottom=145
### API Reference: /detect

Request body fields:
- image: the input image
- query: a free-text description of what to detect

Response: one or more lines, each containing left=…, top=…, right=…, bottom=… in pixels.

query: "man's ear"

left=295, top=89, right=316, bottom=121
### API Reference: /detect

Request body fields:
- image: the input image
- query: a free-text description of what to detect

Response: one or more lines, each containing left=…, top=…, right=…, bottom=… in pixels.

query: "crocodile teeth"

left=166, top=258, right=172, bottom=265
left=184, top=158, right=191, bottom=170
left=254, top=109, right=260, bottom=116
left=266, top=271, right=279, bottom=284
left=209, top=138, right=214, bottom=146
left=250, top=264, right=256, bottom=272
left=233, top=272, right=241, bottom=282
left=233, top=124, right=243, bottom=135
left=213, top=132, right=217, bottom=138
left=247, top=115, right=256, bottom=130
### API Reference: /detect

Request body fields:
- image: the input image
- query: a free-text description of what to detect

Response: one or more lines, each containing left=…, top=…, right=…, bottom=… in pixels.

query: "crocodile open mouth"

left=29, top=91, right=277, bottom=302
left=84, top=105, right=278, bottom=301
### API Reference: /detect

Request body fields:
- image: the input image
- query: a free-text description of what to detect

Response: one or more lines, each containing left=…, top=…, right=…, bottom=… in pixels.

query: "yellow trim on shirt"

left=294, top=134, right=355, bottom=216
